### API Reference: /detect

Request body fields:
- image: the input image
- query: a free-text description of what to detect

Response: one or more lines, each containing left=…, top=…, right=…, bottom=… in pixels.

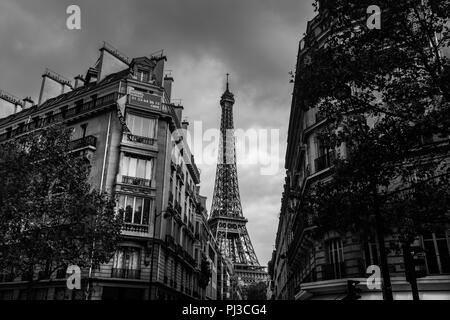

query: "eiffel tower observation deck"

left=208, top=75, right=268, bottom=289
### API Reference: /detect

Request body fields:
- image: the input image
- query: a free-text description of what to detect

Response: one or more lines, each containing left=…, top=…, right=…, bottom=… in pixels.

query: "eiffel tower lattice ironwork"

left=209, top=75, right=260, bottom=269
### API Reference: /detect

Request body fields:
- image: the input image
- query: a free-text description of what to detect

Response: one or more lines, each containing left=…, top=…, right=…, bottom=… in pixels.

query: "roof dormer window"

left=136, top=68, right=150, bottom=83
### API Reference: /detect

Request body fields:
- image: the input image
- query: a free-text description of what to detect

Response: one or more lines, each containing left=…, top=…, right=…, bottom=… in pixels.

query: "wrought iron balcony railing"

left=111, top=268, right=141, bottom=280
left=122, top=175, right=151, bottom=187
left=122, top=223, right=149, bottom=233
left=0, top=92, right=118, bottom=143
left=70, top=135, right=97, bottom=150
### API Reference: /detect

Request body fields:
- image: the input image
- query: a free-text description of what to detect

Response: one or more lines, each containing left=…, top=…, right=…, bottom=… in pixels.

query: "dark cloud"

left=0, top=0, right=316, bottom=264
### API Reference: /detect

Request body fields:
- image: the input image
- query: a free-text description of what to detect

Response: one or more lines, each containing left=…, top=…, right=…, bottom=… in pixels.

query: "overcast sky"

left=0, top=0, right=316, bottom=265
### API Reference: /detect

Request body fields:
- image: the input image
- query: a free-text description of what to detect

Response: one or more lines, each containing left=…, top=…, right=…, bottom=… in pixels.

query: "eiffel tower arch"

left=208, top=75, right=268, bottom=290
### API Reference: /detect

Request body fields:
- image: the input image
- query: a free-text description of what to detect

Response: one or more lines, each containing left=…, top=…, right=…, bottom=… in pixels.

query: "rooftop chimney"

left=97, top=42, right=130, bottom=82
left=0, top=89, right=24, bottom=115
left=85, top=67, right=98, bottom=84
left=172, top=103, right=184, bottom=124
left=74, top=75, right=86, bottom=89
left=164, top=75, right=174, bottom=101
left=22, top=97, right=34, bottom=109
left=38, top=69, right=72, bottom=106
left=182, top=118, right=189, bottom=130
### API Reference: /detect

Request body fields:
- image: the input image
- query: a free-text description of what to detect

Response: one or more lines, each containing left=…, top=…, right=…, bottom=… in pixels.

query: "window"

left=423, top=232, right=450, bottom=275
left=122, top=155, right=154, bottom=181
left=113, top=247, right=141, bottom=270
left=45, top=112, right=53, bottom=125
left=136, top=69, right=150, bottom=83
left=118, top=195, right=152, bottom=225
left=112, top=247, right=141, bottom=279
left=60, top=106, right=68, bottom=118
left=75, top=100, right=83, bottom=113
left=17, top=122, right=25, bottom=134
left=81, top=124, right=88, bottom=138
left=364, top=240, right=379, bottom=266
left=314, top=138, right=335, bottom=172
left=126, top=114, right=157, bottom=139
left=325, top=238, right=345, bottom=280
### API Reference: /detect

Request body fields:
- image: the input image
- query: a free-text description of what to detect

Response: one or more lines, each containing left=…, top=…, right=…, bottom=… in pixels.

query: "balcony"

left=126, top=134, right=156, bottom=146
left=70, top=135, right=97, bottom=151
left=0, top=93, right=119, bottom=143
left=122, top=223, right=149, bottom=233
left=314, top=150, right=335, bottom=173
left=122, top=175, right=152, bottom=188
left=111, top=268, right=141, bottom=280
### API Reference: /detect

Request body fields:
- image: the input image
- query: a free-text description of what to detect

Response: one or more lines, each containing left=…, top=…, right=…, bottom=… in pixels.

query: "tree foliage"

left=298, top=0, right=450, bottom=242
left=244, top=281, right=268, bottom=300
left=0, top=125, right=122, bottom=281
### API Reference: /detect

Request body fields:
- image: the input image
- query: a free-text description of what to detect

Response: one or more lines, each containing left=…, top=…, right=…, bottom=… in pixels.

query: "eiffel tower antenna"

left=208, top=79, right=267, bottom=288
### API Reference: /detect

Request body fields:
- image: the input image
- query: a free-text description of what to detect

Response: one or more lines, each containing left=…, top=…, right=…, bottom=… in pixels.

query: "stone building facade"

left=270, top=3, right=450, bottom=300
left=0, top=43, right=231, bottom=300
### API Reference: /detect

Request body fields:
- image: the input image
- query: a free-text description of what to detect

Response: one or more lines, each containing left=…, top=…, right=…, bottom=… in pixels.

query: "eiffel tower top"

left=220, top=73, right=235, bottom=105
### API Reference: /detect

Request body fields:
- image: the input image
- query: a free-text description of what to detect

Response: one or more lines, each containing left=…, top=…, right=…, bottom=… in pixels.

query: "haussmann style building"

left=0, top=43, right=235, bottom=301
left=269, top=1, right=450, bottom=300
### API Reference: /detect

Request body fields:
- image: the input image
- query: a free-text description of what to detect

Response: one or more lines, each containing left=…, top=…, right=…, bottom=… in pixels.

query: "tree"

left=199, top=253, right=212, bottom=289
left=296, top=0, right=450, bottom=300
left=244, top=281, right=268, bottom=300
left=0, top=125, right=122, bottom=299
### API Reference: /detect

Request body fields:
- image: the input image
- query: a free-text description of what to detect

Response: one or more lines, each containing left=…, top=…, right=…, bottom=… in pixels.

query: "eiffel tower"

left=209, top=75, right=267, bottom=288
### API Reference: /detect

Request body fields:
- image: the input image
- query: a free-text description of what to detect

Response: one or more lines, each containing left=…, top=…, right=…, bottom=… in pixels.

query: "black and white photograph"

left=0, top=0, right=449, bottom=313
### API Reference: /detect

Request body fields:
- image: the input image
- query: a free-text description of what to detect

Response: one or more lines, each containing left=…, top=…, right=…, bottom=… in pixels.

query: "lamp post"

left=148, top=209, right=165, bottom=300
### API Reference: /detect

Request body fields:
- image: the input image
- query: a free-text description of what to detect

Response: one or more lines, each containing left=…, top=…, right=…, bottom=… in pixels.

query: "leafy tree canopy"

left=0, top=125, right=122, bottom=280
left=297, top=0, right=450, bottom=241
